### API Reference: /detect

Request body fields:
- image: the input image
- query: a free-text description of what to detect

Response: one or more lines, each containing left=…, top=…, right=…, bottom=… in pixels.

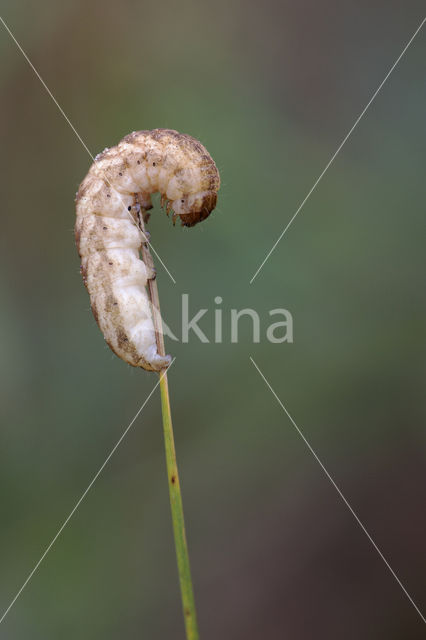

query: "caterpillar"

left=75, top=128, right=220, bottom=372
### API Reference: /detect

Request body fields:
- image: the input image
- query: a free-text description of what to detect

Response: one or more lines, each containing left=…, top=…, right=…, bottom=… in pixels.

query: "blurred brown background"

left=0, top=1, right=425, bottom=638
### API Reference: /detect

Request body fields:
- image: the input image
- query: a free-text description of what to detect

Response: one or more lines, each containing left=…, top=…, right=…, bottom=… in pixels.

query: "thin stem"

left=139, top=210, right=200, bottom=640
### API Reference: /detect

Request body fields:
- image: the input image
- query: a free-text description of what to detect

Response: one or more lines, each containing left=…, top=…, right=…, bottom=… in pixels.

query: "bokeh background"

left=1, top=1, right=425, bottom=638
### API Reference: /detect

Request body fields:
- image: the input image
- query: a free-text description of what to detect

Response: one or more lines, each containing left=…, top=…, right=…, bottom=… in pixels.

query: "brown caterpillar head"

left=171, top=190, right=218, bottom=227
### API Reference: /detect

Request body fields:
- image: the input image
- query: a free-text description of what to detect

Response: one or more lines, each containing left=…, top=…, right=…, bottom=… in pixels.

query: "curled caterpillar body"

left=75, top=129, right=220, bottom=372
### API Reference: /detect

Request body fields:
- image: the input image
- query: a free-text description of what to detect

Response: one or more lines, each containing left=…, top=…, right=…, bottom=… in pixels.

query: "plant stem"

left=139, top=211, right=200, bottom=640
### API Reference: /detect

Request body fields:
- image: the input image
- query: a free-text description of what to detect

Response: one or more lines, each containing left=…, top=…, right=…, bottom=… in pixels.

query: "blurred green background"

left=1, top=1, right=425, bottom=638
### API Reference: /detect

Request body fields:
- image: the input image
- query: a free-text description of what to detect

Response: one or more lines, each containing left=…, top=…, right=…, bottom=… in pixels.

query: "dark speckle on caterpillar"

left=75, top=129, right=220, bottom=371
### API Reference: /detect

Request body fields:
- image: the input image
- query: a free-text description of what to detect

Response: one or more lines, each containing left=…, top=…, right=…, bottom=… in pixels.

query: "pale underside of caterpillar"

left=75, top=129, right=220, bottom=371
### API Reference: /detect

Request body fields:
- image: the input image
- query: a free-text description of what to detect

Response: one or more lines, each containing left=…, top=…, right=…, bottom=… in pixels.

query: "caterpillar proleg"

left=75, top=129, right=220, bottom=371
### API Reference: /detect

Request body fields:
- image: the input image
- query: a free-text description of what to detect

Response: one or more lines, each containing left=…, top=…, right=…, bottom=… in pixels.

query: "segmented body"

left=75, top=129, right=220, bottom=371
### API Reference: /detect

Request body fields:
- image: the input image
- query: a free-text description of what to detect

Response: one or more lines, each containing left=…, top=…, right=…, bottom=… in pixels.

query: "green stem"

left=159, top=371, right=199, bottom=640
left=138, top=205, right=199, bottom=640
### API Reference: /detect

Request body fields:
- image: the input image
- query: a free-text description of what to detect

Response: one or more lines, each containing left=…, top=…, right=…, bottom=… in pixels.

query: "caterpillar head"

left=171, top=190, right=218, bottom=227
